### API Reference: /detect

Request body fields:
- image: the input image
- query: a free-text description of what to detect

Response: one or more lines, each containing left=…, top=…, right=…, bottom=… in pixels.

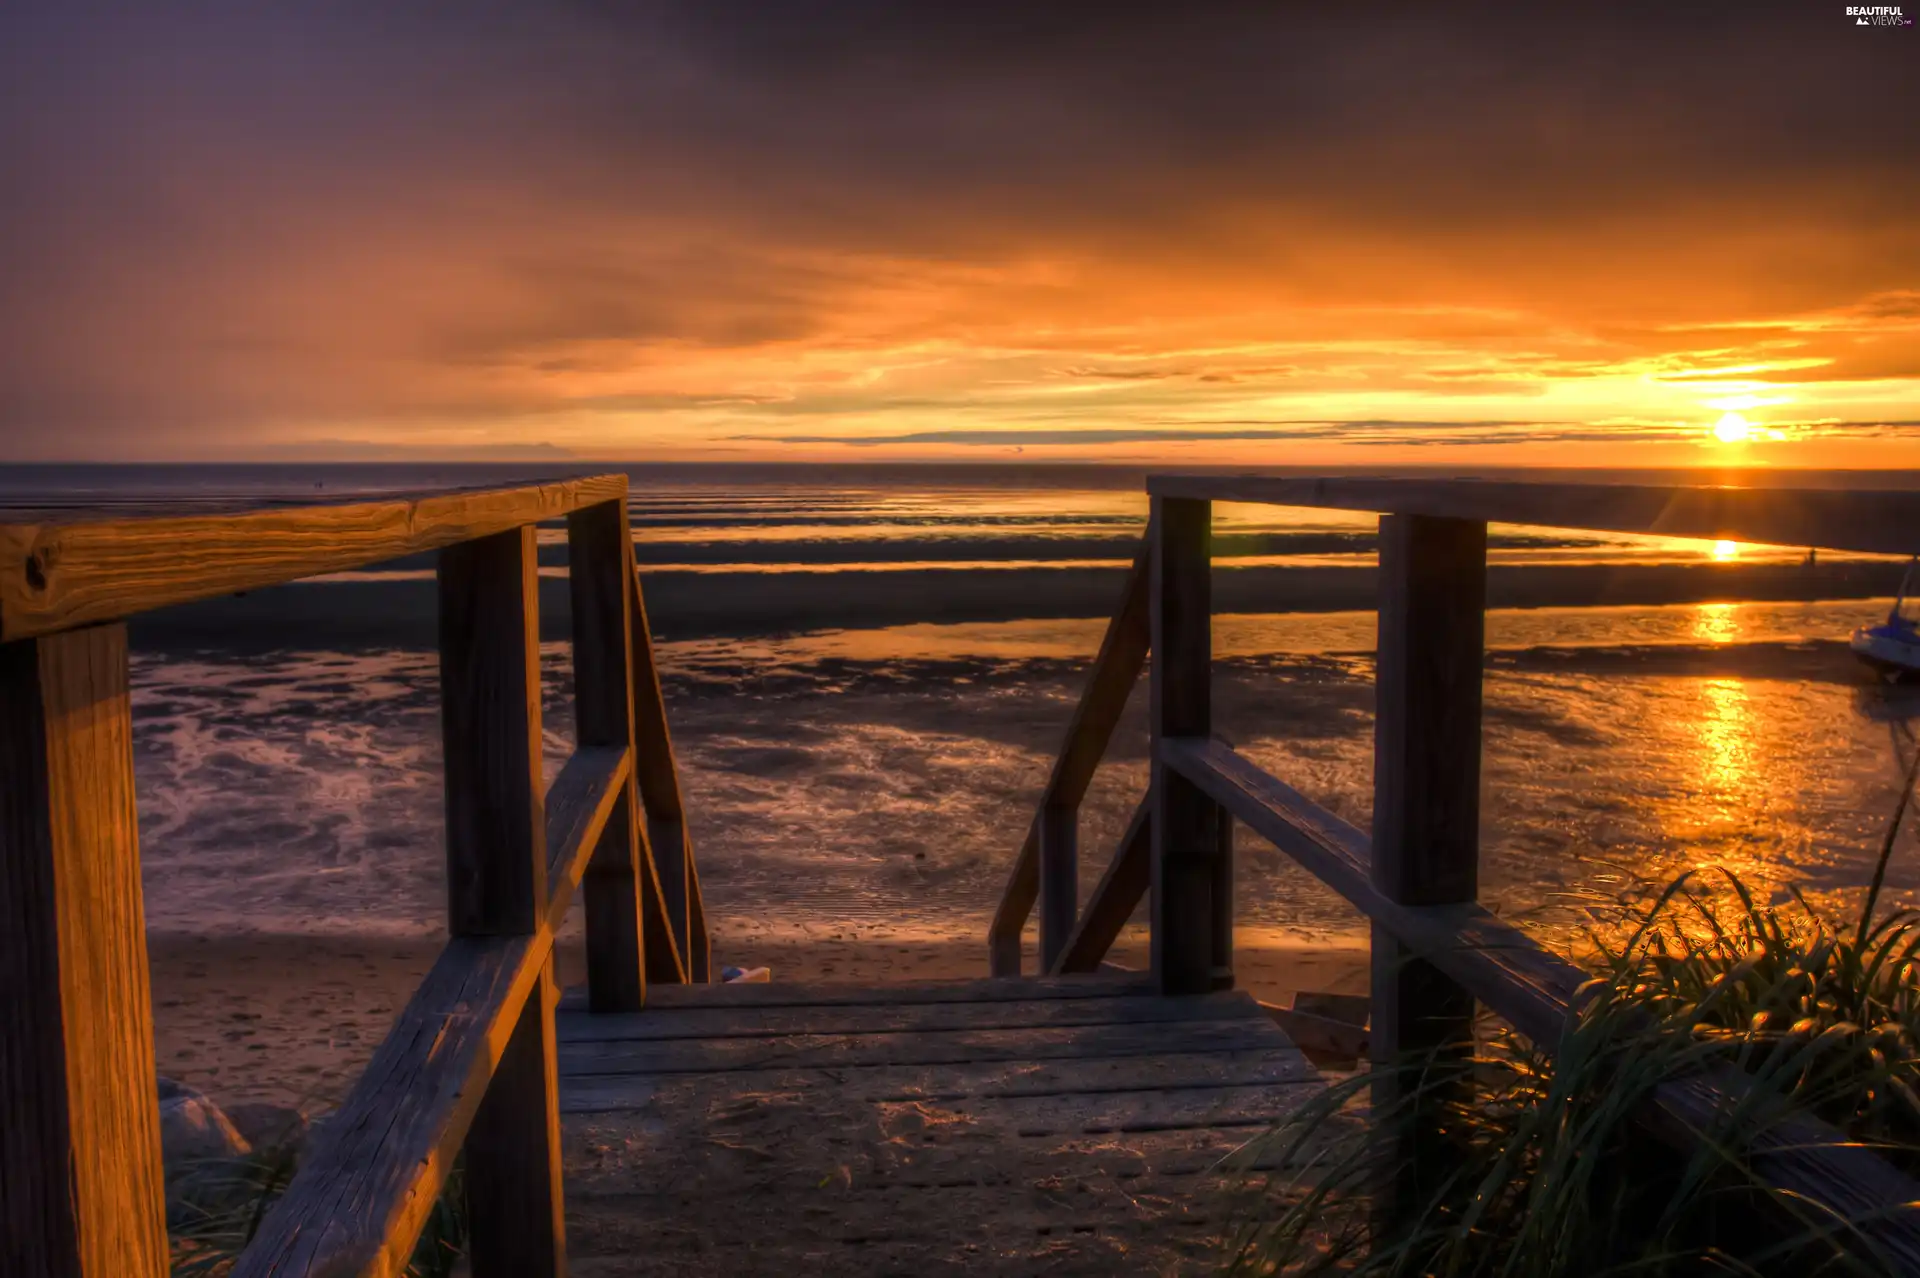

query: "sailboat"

left=1852, top=557, right=1920, bottom=680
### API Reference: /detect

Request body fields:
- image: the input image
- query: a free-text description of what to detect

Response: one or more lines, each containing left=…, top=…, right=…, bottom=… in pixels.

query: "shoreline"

left=128, top=558, right=1904, bottom=649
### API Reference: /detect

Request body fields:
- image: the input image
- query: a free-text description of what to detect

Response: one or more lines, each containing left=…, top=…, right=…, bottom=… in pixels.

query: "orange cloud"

left=0, top=4, right=1914, bottom=464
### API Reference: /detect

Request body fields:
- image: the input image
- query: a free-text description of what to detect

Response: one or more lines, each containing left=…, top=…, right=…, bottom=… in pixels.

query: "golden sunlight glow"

left=1690, top=602, right=1740, bottom=644
left=1712, top=539, right=1740, bottom=561
left=1695, top=678, right=1755, bottom=803
left=1713, top=411, right=1753, bottom=444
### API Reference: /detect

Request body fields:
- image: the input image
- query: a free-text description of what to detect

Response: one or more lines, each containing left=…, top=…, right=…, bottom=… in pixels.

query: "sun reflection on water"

left=1690, top=602, right=1741, bottom=645
left=1695, top=677, right=1756, bottom=803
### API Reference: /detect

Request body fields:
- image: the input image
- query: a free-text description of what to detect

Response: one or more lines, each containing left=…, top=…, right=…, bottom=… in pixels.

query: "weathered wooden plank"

left=0, top=624, right=166, bottom=1278
left=1161, top=738, right=1920, bottom=1264
left=438, top=526, right=548, bottom=935
left=560, top=1015, right=1285, bottom=1075
left=626, top=561, right=686, bottom=824
left=0, top=474, right=627, bottom=641
left=543, top=746, right=632, bottom=932
left=636, top=822, right=688, bottom=986
left=1262, top=1002, right=1369, bottom=1069
left=559, top=973, right=1153, bottom=1013
left=883, top=1080, right=1320, bottom=1138
left=568, top=498, right=648, bottom=1012
left=1647, top=1070, right=1920, bottom=1273
left=988, top=549, right=1149, bottom=976
left=231, top=934, right=547, bottom=1277
left=646, top=820, right=691, bottom=973
left=1370, top=513, right=1486, bottom=1226
left=559, top=1062, right=1342, bottom=1278
left=1150, top=499, right=1228, bottom=996
left=1052, top=797, right=1150, bottom=975
left=1037, top=802, right=1077, bottom=974
left=564, top=1170, right=1267, bottom=1276
left=1161, top=737, right=1582, bottom=1043
left=578, top=1073, right=1316, bottom=1137
left=568, top=1225, right=1213, bottom=1278
left=567, top=499, right=636, bottom=754
left=1372, top=515, right=1485, bottom=906
left=686, top=858, right=712, bottom=983
left=1039, top=549, right=1152, bottom=817
left=557, top=1021, right=1339, bottom=1278
left=557, top=1047, right=1320, bottom=1113
left=1143, top=473, right=1920, bottom=557
left=566, top=1184, right=1224, bottom=1242
left=229, top=745, right=617, bottom=1277
left=466, top=957, right=567, bottom=1276
left=566, top=1115, right=1326, bottom=1199
left=437, top=523, right=563, bottom=1278
left=627, top=550, right=703, bottom=981
left=562, top=1136, right=1348, bottom=1278
left=584, top=792, right=650, bottom=1007
left=555, top=989, right=1264, bottom=1044
left=564, top=1135, right=1362, bottom=1278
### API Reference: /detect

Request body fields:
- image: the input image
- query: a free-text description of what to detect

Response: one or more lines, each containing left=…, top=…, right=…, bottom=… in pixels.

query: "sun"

left=1713, top=411, right=1753, bottom=444
left=1712, top=539, right=1739, bottom=561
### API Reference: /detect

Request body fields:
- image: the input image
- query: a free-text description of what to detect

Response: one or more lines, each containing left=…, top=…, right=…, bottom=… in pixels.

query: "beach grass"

left=1220, top=787, right=1920, bottom=1277
left=167, top=1151, right=465, bottom=1276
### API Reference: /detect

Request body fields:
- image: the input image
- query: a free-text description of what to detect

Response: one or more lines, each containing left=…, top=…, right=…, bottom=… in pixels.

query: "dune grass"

left=167, top=1148, right=465, bottom=1276
left=1223, top=757, right=1920, bottom=1276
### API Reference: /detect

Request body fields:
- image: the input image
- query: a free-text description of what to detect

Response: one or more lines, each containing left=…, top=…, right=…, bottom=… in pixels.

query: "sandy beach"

left=147, top=931, right=1369, bottom=1109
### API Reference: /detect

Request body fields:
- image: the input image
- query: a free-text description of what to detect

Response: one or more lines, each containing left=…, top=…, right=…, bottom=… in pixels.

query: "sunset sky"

left=2, top=4, right=1916, bottom=466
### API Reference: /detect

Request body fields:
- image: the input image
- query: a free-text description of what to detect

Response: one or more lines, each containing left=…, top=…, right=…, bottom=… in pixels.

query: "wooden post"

left=1149, top=498, right=1229, bottom=996
left=685, top=863, right=712, bottom=984
left=1369, top=513, right=1487, bottom=1233
left=1037, top=803, right=1076, bottom=973
left=464, top=958, right=566, bottom=1273
left=649, top=818, right=691, bottom=974
left=568, top=496, right=648, bottom=1011
left=438, top=527, right=565, bottom=1276
left=0, top=624, right=167, bottom=1278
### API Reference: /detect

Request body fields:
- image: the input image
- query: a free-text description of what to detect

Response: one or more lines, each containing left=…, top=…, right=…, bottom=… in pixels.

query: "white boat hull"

left=1853, top=626, right=1920, bottom=678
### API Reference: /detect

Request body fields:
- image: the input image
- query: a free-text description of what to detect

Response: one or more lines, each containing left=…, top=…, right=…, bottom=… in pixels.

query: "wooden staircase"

left=554, top=974, right=1315, bottom=1275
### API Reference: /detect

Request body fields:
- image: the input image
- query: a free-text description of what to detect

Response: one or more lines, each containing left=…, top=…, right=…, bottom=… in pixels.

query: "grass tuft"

left=1224, top=817, right=1920, bottom=1274
left=167, top=1146, right=466, bottom=1277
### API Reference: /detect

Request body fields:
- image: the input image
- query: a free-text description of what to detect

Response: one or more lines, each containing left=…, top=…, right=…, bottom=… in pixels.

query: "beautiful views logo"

left=1846, top=4, right=1913, bottom=23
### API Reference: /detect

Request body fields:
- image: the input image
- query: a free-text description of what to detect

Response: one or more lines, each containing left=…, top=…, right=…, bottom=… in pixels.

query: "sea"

left=12, top=462, right=1920, bottom=960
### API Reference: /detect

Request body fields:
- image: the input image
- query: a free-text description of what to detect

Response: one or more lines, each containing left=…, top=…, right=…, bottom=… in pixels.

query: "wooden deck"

left=554, top=974, right=1320, bottom=1275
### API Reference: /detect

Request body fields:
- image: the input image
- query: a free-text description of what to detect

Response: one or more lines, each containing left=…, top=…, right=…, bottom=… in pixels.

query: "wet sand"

left=128, top=557, right=1904, bottom=648
left=146, top=932, right=1368, bottom=1109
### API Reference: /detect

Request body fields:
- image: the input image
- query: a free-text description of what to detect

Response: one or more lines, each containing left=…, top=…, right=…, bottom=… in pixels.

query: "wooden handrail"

left=1161, top=738, right=1585, bottom=1044
left=0, top=474, right=628, bottom=641
left=1145, top=473, right=1920, bottom=556
left=231, top=745, right=630, bottom=1277
left=987, top=548, right=1150, bottom=976
left=1162, top=735, right=1920, bottom=1268
left=627, top=552, right=707, bottom=980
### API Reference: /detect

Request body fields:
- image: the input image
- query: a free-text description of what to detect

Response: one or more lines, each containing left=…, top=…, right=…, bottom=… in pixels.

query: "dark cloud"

left=0, top=3, right=1915, bottom=455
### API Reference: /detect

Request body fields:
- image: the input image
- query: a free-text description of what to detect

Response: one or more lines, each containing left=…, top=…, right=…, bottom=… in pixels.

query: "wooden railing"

left=0, top=475, right=707, bottom=1278
left=992, top=473, right=1920, bottom=1265
left=986, top=547, right=1151, bottom=977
